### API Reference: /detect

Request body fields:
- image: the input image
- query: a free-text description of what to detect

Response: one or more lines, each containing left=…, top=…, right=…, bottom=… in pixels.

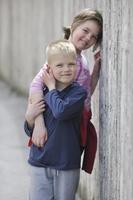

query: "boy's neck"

left=56, top=82, right=72, bottom=91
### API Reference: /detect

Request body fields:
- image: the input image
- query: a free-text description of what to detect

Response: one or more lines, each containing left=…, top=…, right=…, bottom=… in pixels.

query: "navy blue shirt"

left=24, top=82, right=87, bottom=170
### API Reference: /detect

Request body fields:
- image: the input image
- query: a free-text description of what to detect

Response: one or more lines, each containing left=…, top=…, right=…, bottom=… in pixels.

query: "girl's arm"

left=30, top=65, right=47, bottom=93
left=24, top=99, right=45, bottom=136
left=90, top=51, right=101, bottom=95
left=29, top=64, right=48, bottom=147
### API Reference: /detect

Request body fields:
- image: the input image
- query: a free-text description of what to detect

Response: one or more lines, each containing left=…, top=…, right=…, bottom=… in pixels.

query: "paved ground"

left=0, top=80, right=29, bottom=200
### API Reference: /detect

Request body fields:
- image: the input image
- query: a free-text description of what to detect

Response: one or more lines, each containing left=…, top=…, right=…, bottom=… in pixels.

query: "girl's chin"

left=76, top=42, right=92, bottom=50
left=76, top=44, right=87, bottom=51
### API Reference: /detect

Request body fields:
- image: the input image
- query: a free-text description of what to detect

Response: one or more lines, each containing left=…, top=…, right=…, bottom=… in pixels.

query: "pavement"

left=0, top=80, right=30, bottom=200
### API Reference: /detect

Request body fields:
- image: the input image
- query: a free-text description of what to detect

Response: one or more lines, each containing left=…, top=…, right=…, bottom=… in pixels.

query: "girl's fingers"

left=94, top=50, right=101, bottom=60
left=37, top=104, right=45, bottom=112
left=37, top=100, right=45, bottom=105
left=38, top=104, right=45, bottom=110
left=40, top=107, right=45, bottom=112
left=40, top=104, right=45, bottom=108
left=35, top=99, right=45, bottom=105
left=42, top=63, right=47, bottom=69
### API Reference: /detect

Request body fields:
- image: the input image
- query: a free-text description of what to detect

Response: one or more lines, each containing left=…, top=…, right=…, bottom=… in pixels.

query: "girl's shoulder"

left=81, top=53, right=88, bottom=65
left=81, top=53, right=90, bottom=71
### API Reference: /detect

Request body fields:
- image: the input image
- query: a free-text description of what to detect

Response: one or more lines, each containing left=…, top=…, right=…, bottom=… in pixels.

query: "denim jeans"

left=29, top=165, right=80, bottom=200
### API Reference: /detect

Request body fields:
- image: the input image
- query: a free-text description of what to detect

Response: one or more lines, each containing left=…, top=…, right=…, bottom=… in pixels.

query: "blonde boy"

left=25, top=40, right=87, bottom=200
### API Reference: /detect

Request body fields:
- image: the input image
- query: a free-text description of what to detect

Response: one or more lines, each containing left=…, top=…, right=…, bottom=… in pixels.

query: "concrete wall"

left=0, top=1, right=101, bottom=199
left=0, top=0, right=133, bottom=200
left=0, top=0, right=101, bottom=95
left=99, top=0, right=133, bottom=200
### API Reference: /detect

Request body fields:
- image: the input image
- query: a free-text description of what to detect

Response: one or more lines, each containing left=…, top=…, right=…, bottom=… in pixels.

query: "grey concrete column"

left=99, top=0, right=133, bottom=199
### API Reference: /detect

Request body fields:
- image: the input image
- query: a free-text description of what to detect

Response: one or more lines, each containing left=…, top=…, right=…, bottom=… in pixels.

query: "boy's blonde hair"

left=46, top=39, right=76, bottom=64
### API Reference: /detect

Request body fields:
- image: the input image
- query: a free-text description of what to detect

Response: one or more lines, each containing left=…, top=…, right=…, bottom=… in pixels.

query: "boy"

left=24, top=39, right=87, bottom=200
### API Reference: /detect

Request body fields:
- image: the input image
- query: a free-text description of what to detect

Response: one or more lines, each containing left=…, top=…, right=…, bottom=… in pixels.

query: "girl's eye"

left=83, top=29, right=88, bottom=33
left=92, top=35, right=98, bottom=41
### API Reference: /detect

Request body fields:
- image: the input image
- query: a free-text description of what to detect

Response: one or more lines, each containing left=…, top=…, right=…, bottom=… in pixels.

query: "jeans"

left=29, top=165, right=80, bottom=200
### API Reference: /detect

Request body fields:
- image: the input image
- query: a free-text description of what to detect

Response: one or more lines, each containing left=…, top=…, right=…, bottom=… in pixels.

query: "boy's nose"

left=63, top=65, right=70, bottom=70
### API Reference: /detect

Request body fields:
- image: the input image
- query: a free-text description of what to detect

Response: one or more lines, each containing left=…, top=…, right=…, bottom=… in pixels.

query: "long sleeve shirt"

left=29, top=54, right=92, bottom=148
left=24, top=82, right=87, bottom=170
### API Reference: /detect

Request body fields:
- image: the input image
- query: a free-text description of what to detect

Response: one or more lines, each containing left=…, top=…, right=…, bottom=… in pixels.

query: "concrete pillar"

left=99, top=0, right=133, bottom=199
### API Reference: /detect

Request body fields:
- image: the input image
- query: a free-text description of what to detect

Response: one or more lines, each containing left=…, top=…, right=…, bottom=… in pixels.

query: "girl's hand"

left=42, top=66, right=56, bottom=91
left=25, top=99, right=45, bottom=127
left=94, top=50, right=101, bottom=73
left=91, top=51, right=102, bottom=95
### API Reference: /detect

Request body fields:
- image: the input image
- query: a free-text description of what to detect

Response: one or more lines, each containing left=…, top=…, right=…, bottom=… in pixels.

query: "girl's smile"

left=70, top=20, right=100, bottom=53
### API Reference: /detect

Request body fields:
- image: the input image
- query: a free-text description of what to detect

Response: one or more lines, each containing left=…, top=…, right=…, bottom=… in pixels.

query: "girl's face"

left=70, top=20, right=100, bottom=53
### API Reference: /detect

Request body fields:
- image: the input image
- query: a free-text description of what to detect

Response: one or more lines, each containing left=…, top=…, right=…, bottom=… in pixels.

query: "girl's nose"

left=86, top=33, right=92, bottom=41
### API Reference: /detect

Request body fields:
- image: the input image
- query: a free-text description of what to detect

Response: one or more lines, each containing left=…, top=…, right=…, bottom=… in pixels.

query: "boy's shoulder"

left=43, top=82, right=87, bottom=97
left=71, top=81, right=85, bottom=89
left=70, top=81, right=87, bottom=95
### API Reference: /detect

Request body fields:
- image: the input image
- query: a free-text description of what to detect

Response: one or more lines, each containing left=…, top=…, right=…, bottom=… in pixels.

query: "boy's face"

left=48, top=53, right=77, bottom=87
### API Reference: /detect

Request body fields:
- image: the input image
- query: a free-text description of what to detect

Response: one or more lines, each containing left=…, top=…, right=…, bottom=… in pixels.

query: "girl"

left=26, top=8, right=103, bottom=164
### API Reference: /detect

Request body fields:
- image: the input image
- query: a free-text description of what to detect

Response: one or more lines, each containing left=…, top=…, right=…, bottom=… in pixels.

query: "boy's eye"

left=69, top=63, right=76, bottom=67
left=56, top=64, right=63, bottom=68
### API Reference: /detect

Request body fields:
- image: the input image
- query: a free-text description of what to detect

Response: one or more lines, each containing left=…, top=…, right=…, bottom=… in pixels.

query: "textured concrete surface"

left=0, top=81, right=29, bottom=200
left=0, top=0, right=133, bottom=200
left=99, top=1, right=133, bottom=200
left=0, top=1, right=101, bottom=199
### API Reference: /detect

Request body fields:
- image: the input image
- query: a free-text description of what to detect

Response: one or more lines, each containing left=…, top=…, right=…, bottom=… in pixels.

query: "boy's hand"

left=42, top=67, right=56, bottom=91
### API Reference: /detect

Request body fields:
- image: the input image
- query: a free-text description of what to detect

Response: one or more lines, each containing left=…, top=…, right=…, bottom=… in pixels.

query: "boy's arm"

left=44, top=86, right=87, bottom=120
left=42, top=67, right=87, bottom=120
left=24, top=121, right=34, bottom=137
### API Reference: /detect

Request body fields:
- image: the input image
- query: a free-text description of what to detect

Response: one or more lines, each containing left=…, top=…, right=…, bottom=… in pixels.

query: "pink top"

left=30, top=54, right=91, bottom=111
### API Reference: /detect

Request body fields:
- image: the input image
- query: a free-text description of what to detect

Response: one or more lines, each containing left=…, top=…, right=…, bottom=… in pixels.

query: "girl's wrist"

left=48, top=85, right=56, bottom=91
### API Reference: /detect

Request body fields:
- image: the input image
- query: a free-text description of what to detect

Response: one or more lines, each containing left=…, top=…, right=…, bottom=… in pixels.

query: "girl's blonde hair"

left=63, top=9, right=103, bottom=51
left=46, top=39, right=76, bottom=63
